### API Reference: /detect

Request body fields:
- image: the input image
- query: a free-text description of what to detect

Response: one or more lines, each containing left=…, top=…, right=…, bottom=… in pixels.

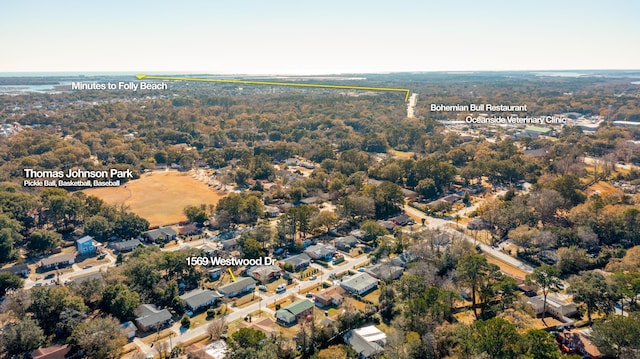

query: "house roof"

left=248, top=265, right=281, bottom=279
left=344, top=326, right=386, bottom=358
left=40, top=253, right=75, bottom=266
left=336, top=236, right=358, bottom=246
left=144, top=227, right=177, bottom=240
left=525, top=126, right=552, bottom=134
left=300, top=197, right=322, bottom=205
left=71, top=271, right=103, bottom=284
left=341, top=272, right=378, bottom=293
left=31, top=344, right=70, bottom=359
left=282, top=253, right=311, bottom=267
left=113, top=238, right=141, bottom=251
left=135, top=304, right=172, bottom=329
left=0, top=263, right=29, bottom=275
left=527, top=294, right=577, bottom=317
left=76, top=235, right=94, bottom=245
left=218, top=277, right=256, bottom=296
left=315, top=286, right=346, bottom=303
left=179, top=288, right=220, bottom=309
left=304, top=244, right=336, bottom=259
left=276, top=299, right=314, bottom=319
left=364, top=262, right=404, bottom=281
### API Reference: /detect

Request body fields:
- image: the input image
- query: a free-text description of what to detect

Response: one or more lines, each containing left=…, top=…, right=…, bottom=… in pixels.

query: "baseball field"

left=83, top=170, right=225, bottom=227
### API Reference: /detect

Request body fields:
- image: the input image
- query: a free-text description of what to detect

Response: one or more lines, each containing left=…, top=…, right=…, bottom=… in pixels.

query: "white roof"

left=354, top=325, right=387, bottom=343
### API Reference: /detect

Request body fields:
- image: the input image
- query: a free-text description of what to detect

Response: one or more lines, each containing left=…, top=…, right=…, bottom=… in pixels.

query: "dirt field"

left=84, top=170, right=226, bottom=227
left=585, top=181, right=620, bottom=197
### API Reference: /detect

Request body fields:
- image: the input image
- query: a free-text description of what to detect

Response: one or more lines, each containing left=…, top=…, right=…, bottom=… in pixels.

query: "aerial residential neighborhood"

left=1, top=1, right=640, bottom=358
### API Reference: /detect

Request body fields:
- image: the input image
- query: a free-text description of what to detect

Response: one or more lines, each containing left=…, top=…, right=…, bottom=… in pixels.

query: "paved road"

left=403, top=203, right=534, bottom=273
left=24, top=251, right=117, bottom=289
left=141, top=252, right=371, bottom=357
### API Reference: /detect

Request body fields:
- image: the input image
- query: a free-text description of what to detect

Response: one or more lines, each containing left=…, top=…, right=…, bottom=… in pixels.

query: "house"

left=376, top=220, right=395, bottom=231
left=539, top=250, right=559, bottom=265
left=527, top=293, right=577, bottom=318
left=179, top=288, right=221, bottom=312
left=71, top=271, right=102, bottom=284
left=441, top=194, right=462, bottom=203
left=220, top=238, right=238, bottom=251
left=344, top=325, right=387, bottom=359
left=134, top=304, right=172, bottom=332
left=40, top=253, right=75, bottom=270
left=0, top=263, right=31, bottom=278
left=364, top=262, right=404, bottom=281
left=299, top=197, right=322, bottom=205
left=237, top=317, right=277, bottom=338
left=524, top=126, right=552, bottom=137
left=30, top=344, right=71, bottom=359
left=111, top=239, right=141, bottom=252
left=401, top=188, right=418, bottom=201
left=247, top=265, right=281, bottom=283
left=390, top=251, right=416, bottom=268
left=275, top=299, right=314, bottom=325
left=178, top=223, right=202, bottom=236
left=276, top=202, right=295, bottom=212
left=209, top=268, right=222, bottom=281
left=304, top=244, right=336, bottom=261
left=264, top=205, right=281, bottom=217
left=335, top=236, right=359, bottom=251
left=281, top=253, right=311, bottom=271
left=523, top=148, right=548, bottom=158
left=120, top=321, right=136, bottom=341
left=340, top=272, right=378, bottom=296
left=314, top=286, right=346, bottom=307
left=389, top=213, right=413, bottom=226
left=76, top=235, right=96, bottom=255
left=217, top=277, right=256, bottom=298
left=143, top=227, right=177, bottom=243
left=558, top=330, right=602, bottom=358
left=467, top=217, right=492, bottom=230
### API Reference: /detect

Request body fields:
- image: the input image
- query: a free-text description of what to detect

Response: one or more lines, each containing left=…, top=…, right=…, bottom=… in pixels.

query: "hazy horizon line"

left=1, top=68, right=640, bottom=78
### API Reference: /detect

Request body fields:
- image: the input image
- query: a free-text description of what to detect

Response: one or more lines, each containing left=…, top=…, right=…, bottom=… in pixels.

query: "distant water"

left=632, top=81, right=640, bottom=85
left=534, top=71, right=590, bottom=77
left=0, top=82, right=71, bottom=95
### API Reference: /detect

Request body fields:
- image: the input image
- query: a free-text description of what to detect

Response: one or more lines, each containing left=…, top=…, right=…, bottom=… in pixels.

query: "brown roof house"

left=314, top=286, right=346, bottom=308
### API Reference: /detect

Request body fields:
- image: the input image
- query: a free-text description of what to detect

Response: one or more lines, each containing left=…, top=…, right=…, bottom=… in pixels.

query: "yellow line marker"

left=136, top=74, right=411, bottom=102
left=228, top=268, right=237, bottom=283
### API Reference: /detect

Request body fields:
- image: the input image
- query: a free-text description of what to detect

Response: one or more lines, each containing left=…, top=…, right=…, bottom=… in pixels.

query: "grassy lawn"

left=300, top=283, right=321, bottom=295
left=299, top=267, right=321, bottom=280
left=120, top=342, right=139, bottom=358
left=231, top=294, right=261, bottom=308
left=362, top=289, right=380, bottom=305
left=189, top=312, right=210, bottom=328
left=267, top=296, right=296, bottom=310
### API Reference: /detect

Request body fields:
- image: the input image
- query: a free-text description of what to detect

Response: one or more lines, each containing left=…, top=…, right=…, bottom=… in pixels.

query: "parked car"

left=44, top=274, right=55, bottom=279
left=259, top=285, right=268, bottom=292
left=305, top=292, right=313, bottom=298
left=276, top=284, right=286, bottom=293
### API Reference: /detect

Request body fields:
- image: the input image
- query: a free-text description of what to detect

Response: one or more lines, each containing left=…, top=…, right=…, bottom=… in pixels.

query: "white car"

left=276, top=284, right=286, bottom=293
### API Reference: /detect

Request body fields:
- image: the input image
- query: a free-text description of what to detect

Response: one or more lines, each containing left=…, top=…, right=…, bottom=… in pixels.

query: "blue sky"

left=1, top=0, right=638, bottom=74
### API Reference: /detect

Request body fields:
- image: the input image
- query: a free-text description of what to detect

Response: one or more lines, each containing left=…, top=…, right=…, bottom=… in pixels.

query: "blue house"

left=76, top=235, right=96, bottom=255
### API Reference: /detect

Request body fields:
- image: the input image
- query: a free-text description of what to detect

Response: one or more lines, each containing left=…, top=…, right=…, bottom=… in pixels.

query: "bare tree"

left=207, top=317, right=228, bottom=341
left=155, top=340, right=170, bottom=359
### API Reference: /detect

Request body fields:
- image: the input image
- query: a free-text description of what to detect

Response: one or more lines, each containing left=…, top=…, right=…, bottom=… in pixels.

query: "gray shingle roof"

left=179, top=289, right=220, bottom=310
left=135, top=304, right=172, bottom=329
left=217, top=277, right=256, bottom=296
